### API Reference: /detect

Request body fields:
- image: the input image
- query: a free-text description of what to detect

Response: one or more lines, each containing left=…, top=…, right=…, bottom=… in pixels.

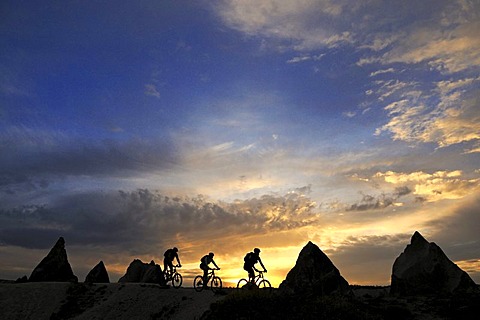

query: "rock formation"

left=391, top=231, right=478, bottom=296
left=85, top=261, right=110, bottom=283
left=279, top=241, right=350, bottom=295
left=29, top=237, right=78, bottom=282
left=118, top=259, right=167, bottom=286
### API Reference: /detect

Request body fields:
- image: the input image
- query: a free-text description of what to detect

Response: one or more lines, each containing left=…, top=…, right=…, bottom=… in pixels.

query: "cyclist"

left=163, top=247, right=181, bottom=277
left=199, top=252, right=220, bottom=287
left=243, top=247, right=267, bottom=283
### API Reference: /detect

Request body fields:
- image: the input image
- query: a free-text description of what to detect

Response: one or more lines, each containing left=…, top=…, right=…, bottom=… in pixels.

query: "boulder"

left=29, top=237, right=78, bottom=282
left=118, top=259, right=167, bottom=286
left=391, top=231, right=478, bottom=296
left=279, top=241, right=350, bottom=295
left=85, top=261, right=110, bottom=283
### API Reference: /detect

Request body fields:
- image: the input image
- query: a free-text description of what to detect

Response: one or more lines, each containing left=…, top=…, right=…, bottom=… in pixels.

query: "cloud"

left=369, top=68, right=395, bottom=77
left=326, top=234, right=412, bottom=284
left=0, top=189, right=320, bottom=252
left=286, top=56, right=311, bottom=63
left=0, top=126, right=178, bottom=198
left=374, top=170, right=480, bottom=202
left=375, top=79, right=480, bottom=152
left=346, top=187, right=411, bottom=212
left=144, top=84, right=161, bottom=98
left=214, top=0, right=354, bottom=50
left=381, top=20, right=480, bottom=73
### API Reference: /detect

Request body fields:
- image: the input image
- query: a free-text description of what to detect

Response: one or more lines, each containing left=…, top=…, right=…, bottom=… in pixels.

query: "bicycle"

left=164, top=265, right=183, bottom=288
left=237, top=270, right=271, bottom=292
left=194, top=268, right=222, bottom=293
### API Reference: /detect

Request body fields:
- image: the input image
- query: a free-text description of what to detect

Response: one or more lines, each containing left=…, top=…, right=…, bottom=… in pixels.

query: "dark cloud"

left=0, top=189, right=320, bottom=256
left=326, top=234, right=412, bottom=284
left=0, top=127, right=178, bottom=195
left=346, top=186, right=411, bottom=211
left=429, top=194, right=480, bottom=262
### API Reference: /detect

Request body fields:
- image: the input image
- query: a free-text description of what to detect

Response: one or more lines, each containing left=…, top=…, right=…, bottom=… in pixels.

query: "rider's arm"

left=258, top=258, right=267, bottom=272
left=176, top=254, right=181, bottom=266
left=212, top=260, right=219, bottom=269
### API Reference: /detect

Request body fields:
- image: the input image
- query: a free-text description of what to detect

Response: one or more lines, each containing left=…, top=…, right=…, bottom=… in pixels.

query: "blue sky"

left=1, top=0, right=479, bottom=286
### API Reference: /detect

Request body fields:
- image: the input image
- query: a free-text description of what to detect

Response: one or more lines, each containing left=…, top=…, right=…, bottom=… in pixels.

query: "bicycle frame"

left=165, top=265, right=180, bottom=279
left=251, top=270, right=266, bottom=284
left=194, top=268, right=222, bottom=292
left=203, top=268, right=219, bottom=282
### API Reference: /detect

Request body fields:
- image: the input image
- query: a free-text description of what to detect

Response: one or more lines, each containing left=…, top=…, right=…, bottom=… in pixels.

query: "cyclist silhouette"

left=163, top=247, right=181, bottom=276
left=243, top=248, right=267, bottom=283
left=200, top=252, right=220, bottom=287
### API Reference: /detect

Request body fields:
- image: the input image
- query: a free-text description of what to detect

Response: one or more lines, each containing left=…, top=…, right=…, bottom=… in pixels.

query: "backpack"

left=244, top=252, right=254, bottom=263
left=164, top=249, right=174, bottom=259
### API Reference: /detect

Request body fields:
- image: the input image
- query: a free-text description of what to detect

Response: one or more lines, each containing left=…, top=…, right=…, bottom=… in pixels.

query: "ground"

left=0, top=282, right=227, bottom=320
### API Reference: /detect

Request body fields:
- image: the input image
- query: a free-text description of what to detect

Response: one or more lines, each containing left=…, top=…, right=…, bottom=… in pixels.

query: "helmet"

left=173, top=247, right=178, bottom=252
left=209, top=252, right=214, bottom=257
left=254, top=248, right=260, bottom=253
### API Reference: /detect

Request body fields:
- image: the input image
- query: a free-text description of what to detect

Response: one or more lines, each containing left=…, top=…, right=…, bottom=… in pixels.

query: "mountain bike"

left=194, top=268, right=222, bottom=293
left=164, top=265, right=182, bottom=288
left=237, top=270, right=271, bottom=292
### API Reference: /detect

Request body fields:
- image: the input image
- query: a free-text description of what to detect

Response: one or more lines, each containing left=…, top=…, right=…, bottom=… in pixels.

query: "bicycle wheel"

left=193, top=275, right=204, bottom=292
left=258, top=279, right=272, bottom=292
left=210, top=276, right=222, bottom=293
left=172, top=273, right=183, bottom=288
left=236, top=278, right=249, bottom=290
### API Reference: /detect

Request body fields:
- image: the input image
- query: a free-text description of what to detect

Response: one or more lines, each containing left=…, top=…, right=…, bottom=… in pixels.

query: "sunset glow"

left=1, top=1, right=479, bottom=286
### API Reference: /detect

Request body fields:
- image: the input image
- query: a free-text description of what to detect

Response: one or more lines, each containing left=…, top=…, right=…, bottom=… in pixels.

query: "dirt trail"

left=0, top=282, right=229, bottom=320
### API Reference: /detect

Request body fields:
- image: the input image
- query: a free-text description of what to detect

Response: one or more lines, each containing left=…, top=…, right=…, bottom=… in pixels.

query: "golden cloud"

left=375, top=170, right=480, bottom=202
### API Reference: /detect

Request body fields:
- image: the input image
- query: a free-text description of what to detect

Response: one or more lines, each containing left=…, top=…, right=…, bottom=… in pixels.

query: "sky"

left=1, top=0, right=479, bottom=287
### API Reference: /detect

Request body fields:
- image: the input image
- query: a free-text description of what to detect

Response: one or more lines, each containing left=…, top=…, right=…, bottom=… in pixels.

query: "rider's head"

left=209, top=252, right=214, bottom=257
left=173, top=247, right=178, bottom=252
left=254, top=248, right=260, bottom=254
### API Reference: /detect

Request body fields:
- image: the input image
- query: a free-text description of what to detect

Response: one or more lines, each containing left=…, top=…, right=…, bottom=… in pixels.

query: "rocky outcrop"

left=279, top=241, right=350, bottom=295
left=29, top=237, right=78, bottom=282
left=85, top=261, right=110, bottom=283
left=391, top=231, right=478, bottom=296
left=118, top=259, right=167, bottom=286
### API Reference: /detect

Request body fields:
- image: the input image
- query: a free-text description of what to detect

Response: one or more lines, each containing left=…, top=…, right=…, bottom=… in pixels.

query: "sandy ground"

left=0, top=282, right=228, bottom=320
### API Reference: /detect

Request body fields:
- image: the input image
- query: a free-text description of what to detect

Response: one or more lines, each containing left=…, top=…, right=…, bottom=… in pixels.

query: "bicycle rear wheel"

left=172, top=273, right=183, bottom=288
left=258, top=279, right=272, bottom=292
left=193, top=275, right=204, bottom=292
left=236, top=278, right=249, bottom=290
left=211, top=276, right=222, bottom=293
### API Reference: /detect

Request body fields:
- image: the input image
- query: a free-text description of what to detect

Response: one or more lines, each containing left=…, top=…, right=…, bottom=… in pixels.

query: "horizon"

left=1, top=0, right=479, bottom=287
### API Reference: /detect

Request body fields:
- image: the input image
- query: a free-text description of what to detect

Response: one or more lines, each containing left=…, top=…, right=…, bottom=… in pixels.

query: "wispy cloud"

left=144, top=84, right=161, bottom=98
left=369, top=68, right=395, bottom=77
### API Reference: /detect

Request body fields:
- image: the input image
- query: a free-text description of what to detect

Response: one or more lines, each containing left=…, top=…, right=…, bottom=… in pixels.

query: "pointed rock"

left=85, top=261, right=110, bottom=283
left=279, top=241, right=350, bottom=295
left=29, top=237, right=78, bottom=282
left=118, top=259, right=167, bottom=286
left=391, top=231, right=478, bottom=296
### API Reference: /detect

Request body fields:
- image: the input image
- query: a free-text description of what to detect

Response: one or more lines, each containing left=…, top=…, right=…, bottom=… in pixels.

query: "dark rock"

left=29, top=237, right=78, bottom=282
left=118, top=259, right=167, bottom=286
left=15, top=275, right=28, bottom=283
left=391, top=231, right=478, bottom=296
left=85, top=261, right=110, bottom=283
left=279, top=241, right=350, bottom=295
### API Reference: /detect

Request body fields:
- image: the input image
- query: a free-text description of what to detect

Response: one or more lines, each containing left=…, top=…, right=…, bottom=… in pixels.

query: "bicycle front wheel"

left=193, top=275, right=204, bottom=292
left=258, top=279, right=272, bottom=292
left=211, top=276, right=222, bottom=293
left=236, top=278, right=249, bottom=290
left=172, top=273, right=183, bottom=288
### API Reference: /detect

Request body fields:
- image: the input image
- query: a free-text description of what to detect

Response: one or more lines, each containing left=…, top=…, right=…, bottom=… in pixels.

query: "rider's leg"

left=202, top=268, right=209, bottom=287
left=248, top=267, right=255, bottom=283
